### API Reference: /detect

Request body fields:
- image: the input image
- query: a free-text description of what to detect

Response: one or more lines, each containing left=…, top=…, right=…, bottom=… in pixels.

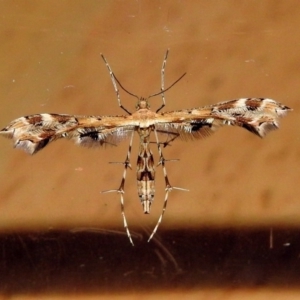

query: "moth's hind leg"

left=101, top=132, right=135, bottom=245
left=148, top=128, right=188, bottom=242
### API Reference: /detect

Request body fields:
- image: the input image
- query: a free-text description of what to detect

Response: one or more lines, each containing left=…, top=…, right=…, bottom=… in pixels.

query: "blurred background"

left=0, top=1, right=299, bottom=299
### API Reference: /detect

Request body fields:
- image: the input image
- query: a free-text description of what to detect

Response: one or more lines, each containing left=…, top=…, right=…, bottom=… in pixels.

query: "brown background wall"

left=0, top=1, right=299, bottom=299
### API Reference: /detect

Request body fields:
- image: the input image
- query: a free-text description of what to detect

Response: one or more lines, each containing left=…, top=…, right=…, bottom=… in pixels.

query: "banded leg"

left=156, top=49, right=169, bottom=113
left=101, top=54, right=132, bottom=115
left=148, top=128, right=188, bottom=242
left=102, top=132, right=135, bottom=245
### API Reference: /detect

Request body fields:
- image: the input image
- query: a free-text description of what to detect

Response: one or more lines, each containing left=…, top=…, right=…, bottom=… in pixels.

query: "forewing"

left=0, top=113, right=136, bottom=154
left=208, top=98, right=291, bottom=137
left=155, top=98, right=291, bottom=140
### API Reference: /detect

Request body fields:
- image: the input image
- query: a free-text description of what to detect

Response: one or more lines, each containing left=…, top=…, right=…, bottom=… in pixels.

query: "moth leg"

left=154, top=129, right=180, bottom=148
left=101, top=54, right=131, bottom=115
left=102, top=132, right=134, bottom=245
left=156, top=49, right=169, bottom=113
left=148, top=128, right=188, bottom=242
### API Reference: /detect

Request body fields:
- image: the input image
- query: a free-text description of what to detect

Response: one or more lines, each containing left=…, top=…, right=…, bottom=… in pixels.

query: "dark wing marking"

left=155, top=98, right=291, bottom=140
left=73, top=125, right=135, bottom=148
left=155, top=118, right=216, bottom=141
left=0, top=113, right=136, bottom=154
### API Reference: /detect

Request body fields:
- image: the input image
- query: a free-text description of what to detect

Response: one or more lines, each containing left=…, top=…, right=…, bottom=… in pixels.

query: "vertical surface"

left=0, top=1, right=298, bottom=298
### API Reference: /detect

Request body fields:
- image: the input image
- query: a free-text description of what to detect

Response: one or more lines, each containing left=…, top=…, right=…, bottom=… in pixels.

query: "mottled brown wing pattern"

left=0, top=98, right=291, bottom=155
left=0, top=113, right=136, bottom=154
left=154, top=98, right=291, bottom=140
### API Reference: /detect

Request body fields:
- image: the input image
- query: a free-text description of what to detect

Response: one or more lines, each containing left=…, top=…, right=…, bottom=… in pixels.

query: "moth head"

left=136, top=98, right=150, bottom=110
